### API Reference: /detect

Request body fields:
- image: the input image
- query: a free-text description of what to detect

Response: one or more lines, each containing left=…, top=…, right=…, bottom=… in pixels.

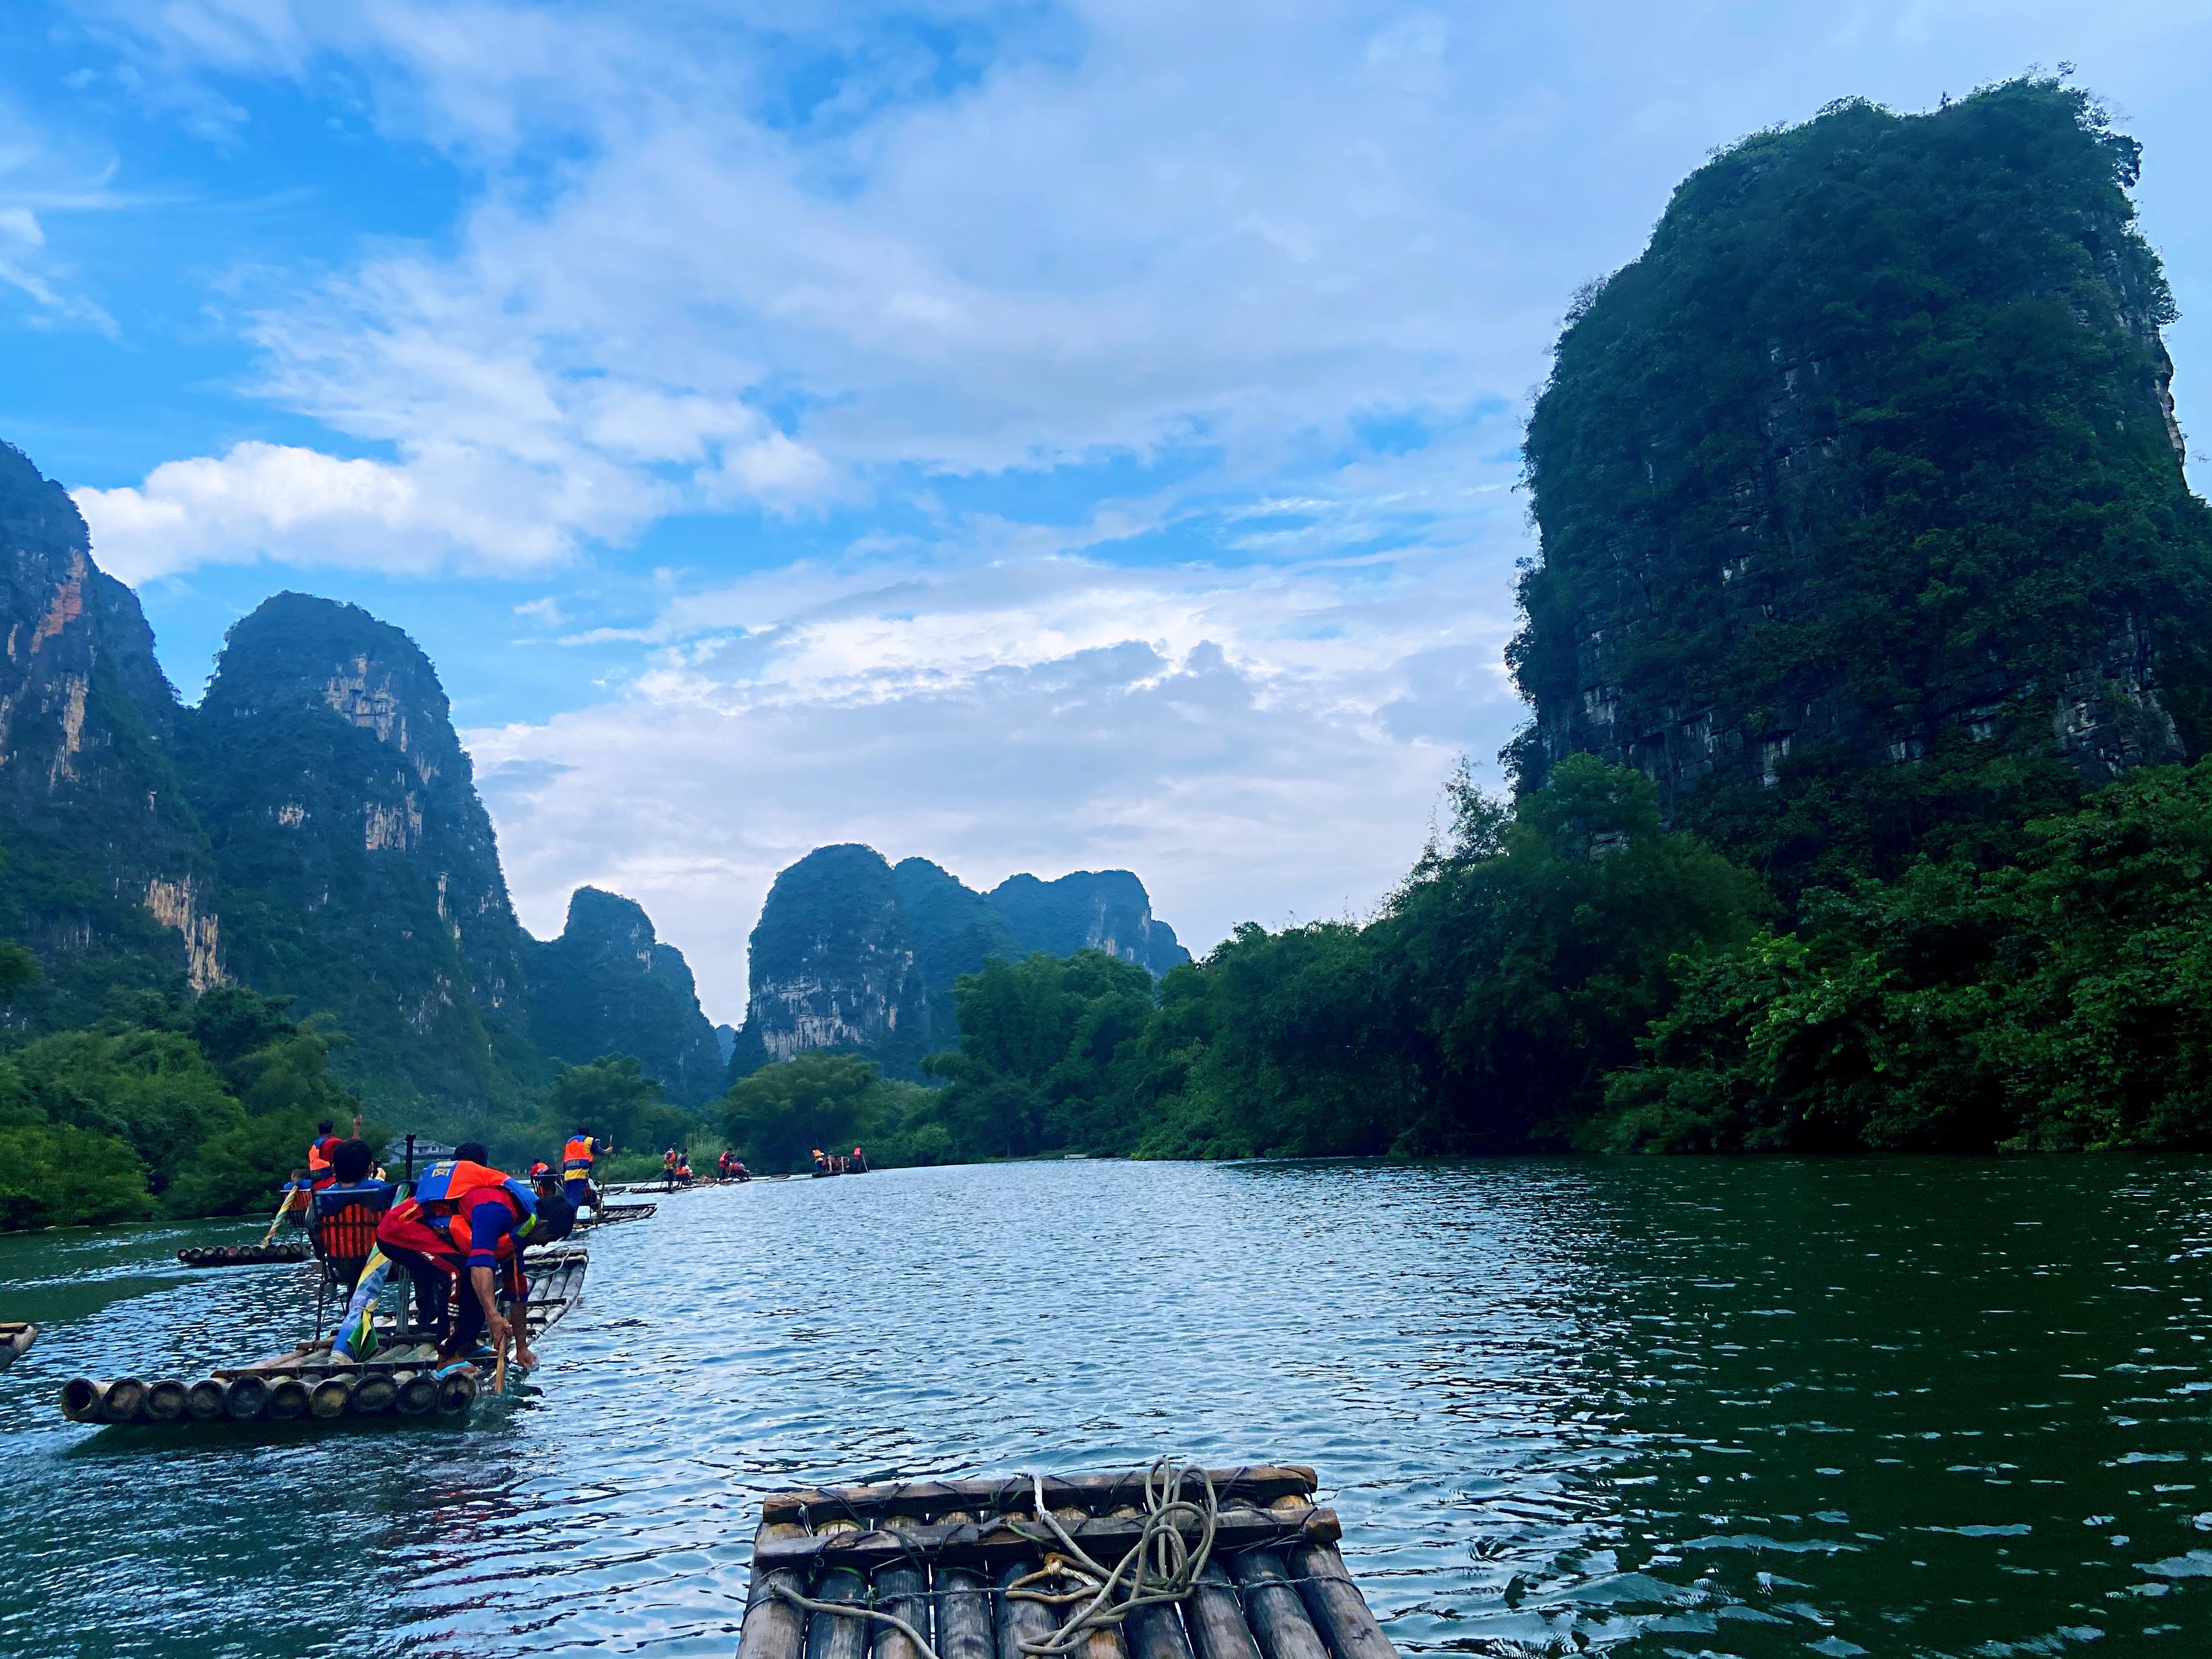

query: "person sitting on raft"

left=306, top=1113, right=365, bottom=1190
left=811, top=1148, right=829, bottom=1175
left=673, top=1150, right=696, bottom=1184
left=562, top=1128, right=612, bottom=1211
left=320, top=1139, right=394, bottom=1204
left=374, top=1143, right=572, bottom=1366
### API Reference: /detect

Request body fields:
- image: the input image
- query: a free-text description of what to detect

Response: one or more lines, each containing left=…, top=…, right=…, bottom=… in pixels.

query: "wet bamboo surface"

left=736, top=1468, right=1396, bottom=1659
left=54, top=1245, right=590, bottom=1427
left=583, top=1203, right=657, bottom=1225
left=0, top=1322, right=36, bottom=1372
left=177, top=1243, right=310, bottom=1268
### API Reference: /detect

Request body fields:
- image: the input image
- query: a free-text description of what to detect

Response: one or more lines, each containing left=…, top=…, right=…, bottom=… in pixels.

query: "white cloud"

left=470, top=495, right=1530, bottom=1017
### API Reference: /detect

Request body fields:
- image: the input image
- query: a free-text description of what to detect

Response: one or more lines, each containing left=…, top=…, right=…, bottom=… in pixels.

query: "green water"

left=1, top=1158, right=2208, bottom=1656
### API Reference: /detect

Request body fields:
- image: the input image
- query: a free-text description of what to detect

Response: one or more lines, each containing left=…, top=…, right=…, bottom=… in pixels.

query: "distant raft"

left=178, top=1243, right=311, bottom=1268
left=0, top=1323, right=37, bottom=1372
left=584, top=1202, right=656, bottom=1225
left=733, top=1463, right=1397, bottom=1659
left=57, top=1244, right=589, bottom=1428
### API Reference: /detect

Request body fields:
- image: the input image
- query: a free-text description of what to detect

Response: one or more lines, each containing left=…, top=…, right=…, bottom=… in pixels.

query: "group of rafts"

left=44, top=1146, right=723, bottom=1431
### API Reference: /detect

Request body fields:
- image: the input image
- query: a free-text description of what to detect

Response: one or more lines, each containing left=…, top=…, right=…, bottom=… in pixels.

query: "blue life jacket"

left=410, top=1161, right=539, bottom=1243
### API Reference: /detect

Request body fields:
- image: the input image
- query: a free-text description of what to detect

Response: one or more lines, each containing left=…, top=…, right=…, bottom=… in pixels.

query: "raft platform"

left=584, top=1201, right=657, bottom=1225
left=0, top=1322, right=36, bottom=1372
left=734, top=1464, right=1395, bottom=1659
left=56, top=1245, right=590, bottom=1427
left=178, top=1242, right=309, bottom=1268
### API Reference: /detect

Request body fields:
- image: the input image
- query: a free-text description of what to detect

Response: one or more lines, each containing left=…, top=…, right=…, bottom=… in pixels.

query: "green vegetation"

left=0, top=981, right=369, bottom=1229
left=720, top=1053, right=944, bottom=1173
left=1512, top=80, right=2212, bottom=901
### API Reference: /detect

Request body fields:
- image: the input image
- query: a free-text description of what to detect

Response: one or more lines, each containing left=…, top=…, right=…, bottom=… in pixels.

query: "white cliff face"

left=144, top=876, right=225, bottom=994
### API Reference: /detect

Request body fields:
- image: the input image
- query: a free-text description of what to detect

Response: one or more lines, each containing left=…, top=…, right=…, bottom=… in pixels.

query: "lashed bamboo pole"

left=738, top=1521, right=811, bottom=1659
left=145, top=1379, right=189, bottom=1422
left=1226, top=1554, right=1328, bottom=1659
left=870, top=1514, right=932, bottom=1659
left=933, top=1511, right=994, bottom=1659
left=1181, top=1561, right=1262, bottom=1659
left=1283, top=1544, right=1396, bottom=1659
left=806, top=1519, right=871, bottom=1659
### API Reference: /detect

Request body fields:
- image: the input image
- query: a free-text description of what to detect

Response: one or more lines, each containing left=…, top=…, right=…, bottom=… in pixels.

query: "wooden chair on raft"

left=308, top=1186, right=394, bottom=1331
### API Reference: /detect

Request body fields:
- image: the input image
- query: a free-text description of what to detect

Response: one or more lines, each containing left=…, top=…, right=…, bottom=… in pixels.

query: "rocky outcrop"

left=986, top=870, right=1189, bottom=976
left=1510, top=83, right=2212, bottom=885
left=731, top=844, right=929, bottom=1079
left=185, top=593, right=538, bottom=1110
left=732, top=847, right=1190, bottom=1077
left=526, top=885, right=725, bottom=1105
left=0, top=444, right=220, bottom=1024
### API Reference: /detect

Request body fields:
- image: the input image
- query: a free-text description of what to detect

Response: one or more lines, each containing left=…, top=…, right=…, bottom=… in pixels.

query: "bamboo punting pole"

left=870, top=1515, right=931, bottom=1659
left=145, top=1379, right=189, bottom=1422
left=1226, top=1553, right=1328, bottom=1659
left=996, top=1557, right=1059, bottom=1659
left=739, top=1521, right=811, bottom=1659
left=1283, top=1544, right=1396, bottom=1659
left=1182, top=1562, right=1263, bottom=1659
left=933, top=1511, right=993, bottom=1659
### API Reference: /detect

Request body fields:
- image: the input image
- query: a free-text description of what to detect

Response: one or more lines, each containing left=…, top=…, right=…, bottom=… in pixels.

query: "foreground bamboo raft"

left=0, top=1322, right=36, bottom=1372
left=57, top=1245, right=589, bottom=1427
left=735, top=1465, right=1396, bottom=1659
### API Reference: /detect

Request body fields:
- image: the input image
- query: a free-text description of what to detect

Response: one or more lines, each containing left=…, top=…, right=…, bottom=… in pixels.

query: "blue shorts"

left=563, top=1177, right=591, bottom=1207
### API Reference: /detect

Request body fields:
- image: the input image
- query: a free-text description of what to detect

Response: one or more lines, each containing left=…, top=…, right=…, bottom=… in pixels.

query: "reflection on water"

left=2, top=1158, right=2209, bottom=1656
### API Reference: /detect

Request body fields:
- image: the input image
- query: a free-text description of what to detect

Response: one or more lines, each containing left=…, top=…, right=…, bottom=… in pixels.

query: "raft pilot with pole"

left=561, top=1128, right=612, bottom=1212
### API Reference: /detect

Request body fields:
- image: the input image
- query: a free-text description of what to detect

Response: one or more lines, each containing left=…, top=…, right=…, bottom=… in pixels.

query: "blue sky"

left=5, top=2, right=2210, bottom=1021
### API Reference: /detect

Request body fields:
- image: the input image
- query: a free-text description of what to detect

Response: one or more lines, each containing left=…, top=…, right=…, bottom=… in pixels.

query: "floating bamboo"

left=736, top=1467, right=1396, bottom=1659
left=0, top=1322, right=36, bottom=1372
left=178, top=1243, right=309, bottom=1267
left=57, top=1244, right=589, bottom=1429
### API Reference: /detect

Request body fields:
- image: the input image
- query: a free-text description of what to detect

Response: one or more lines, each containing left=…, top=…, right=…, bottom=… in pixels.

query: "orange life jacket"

left=562, top=1135, right=595, bottom=1171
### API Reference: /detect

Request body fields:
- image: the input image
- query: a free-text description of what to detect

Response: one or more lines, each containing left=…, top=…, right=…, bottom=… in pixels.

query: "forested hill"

left=0, top=464, right=724, bottom=1126
left=1511, top=80, right=2212, bottom=898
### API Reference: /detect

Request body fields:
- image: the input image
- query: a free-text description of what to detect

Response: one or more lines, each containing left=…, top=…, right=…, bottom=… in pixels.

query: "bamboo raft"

left=0, top=1322, right=36, bottom=1372
left=735, top=1465, right=1395, bottom=1659
left=583, top=1201, right=656, bottom=1225
left=178, top=1242, right=310, bottom=1268
left=56, top=1245, right=590, bottom=1427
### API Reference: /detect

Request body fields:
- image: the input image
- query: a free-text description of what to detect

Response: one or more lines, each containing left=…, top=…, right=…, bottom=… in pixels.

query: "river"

left=1, top=1158, right=2208, bottom=1656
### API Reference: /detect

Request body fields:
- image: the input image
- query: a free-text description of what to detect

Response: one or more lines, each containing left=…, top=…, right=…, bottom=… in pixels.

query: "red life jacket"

left=563, top=1135, right=596, bottom=1172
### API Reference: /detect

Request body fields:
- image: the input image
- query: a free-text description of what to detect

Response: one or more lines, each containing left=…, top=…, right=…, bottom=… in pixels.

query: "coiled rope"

left=771, top=1458, right=1221, bottom=1659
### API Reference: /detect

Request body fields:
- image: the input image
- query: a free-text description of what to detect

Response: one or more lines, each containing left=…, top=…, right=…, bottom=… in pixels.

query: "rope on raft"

left=772, top=1458, right=1221, bottom=1659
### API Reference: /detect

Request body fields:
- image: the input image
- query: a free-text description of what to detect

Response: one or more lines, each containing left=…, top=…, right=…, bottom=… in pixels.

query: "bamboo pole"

left=870, top=1515, right=931, bottom=1659
left=738, top=1520, right=811, bottom=1659
left=1107, top=1503, right=1195, bottom=1659
left=1182, top=1561, right=1262, bottom=1659
left=806, top=1520, right=870, bottom=1659
left=145, top=1379, right=189, bottom=1422
left=394, top=1371, right=438, bottom=1415
left=1283, top=1544, right=1395, bottom=1659
left=352, top=1372, right=398, bottom=1414
left=59, top=1378, right=106, bottom=1423
left=437, top=1369, right=479, bottom=1414
left=1227, top=1553, right=1328, bottom=1659
left=268, top=1377, right=312, bottom=1420
left=996, top=1556, right=1059, bottom=1659
left=309, top=1375, right=355, bottom=1419
left=222, top=1374, right=270, bottom=1420
left=933, top=1511, right=993, bottom=1659
left=101, top=1377, right=149, bottom=1423
left=1053, top=1508, right=1127, bottom=1659
left=186, top=1380, right=227, bottom=1420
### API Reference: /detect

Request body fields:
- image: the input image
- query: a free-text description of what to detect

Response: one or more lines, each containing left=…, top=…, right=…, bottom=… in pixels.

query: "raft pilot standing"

left=561, top=1128, right=612, bottom=1211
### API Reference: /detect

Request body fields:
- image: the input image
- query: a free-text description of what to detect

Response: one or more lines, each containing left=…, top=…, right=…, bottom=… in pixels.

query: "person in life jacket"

left=811, top=1148, right=828, bottom=1175
left=850, top=1146, right=867, bottom=1173
left=306, top=1114, right=365, bottom=1190
left=562, top=1129, right=612, bottom=1211
left=375, top=1151, right=573, bottom=1364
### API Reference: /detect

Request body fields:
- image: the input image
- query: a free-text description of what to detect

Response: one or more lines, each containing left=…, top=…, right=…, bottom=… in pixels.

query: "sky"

left=5, top=2, right=2211, bottom=1026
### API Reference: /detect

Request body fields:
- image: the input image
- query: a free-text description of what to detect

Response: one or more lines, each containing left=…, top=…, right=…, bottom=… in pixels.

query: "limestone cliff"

left=986, top=870, right=1190, bottom=976
left=185, top=593, right=538, bottom=1110
left=0, top=444, right=221, bottom=1024
left=732, top=847, right=1189, bottom=1077
left=1510, top=82, right=2212, bottom=889
left=526, top=885, right=725, bottom=1105
left=730, top=844, right=929, bottom=1079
